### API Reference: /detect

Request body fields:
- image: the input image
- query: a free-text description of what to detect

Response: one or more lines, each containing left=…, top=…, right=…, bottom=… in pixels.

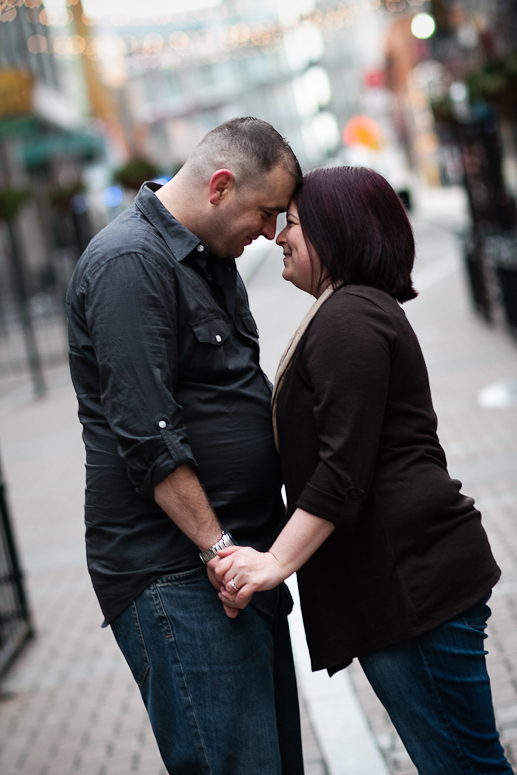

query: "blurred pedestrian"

left=66, top=117, right=304, bottom=775
left=214, top=166, right=514, bottom=775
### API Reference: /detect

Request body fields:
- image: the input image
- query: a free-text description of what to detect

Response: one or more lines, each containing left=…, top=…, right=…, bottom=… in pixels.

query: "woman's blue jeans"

left=360, top=595, right=514, bottom=774
left=111, top=566, right=304, bottom=775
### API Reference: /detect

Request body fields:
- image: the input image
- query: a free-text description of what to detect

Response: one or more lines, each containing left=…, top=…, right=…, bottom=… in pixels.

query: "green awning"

left=21, top=130, right=105, bottom=168
left=0, top=116, right=38, bottom=140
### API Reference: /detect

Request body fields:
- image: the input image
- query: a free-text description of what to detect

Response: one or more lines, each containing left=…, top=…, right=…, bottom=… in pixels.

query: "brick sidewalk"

left=346, top=218, right=517, bottom=774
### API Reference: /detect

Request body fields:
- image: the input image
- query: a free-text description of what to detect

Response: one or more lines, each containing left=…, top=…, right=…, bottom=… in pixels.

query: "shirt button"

left=215, top=334, right=222, bottom=343
left=196, top=244, right=204, bottom=252
left=158, top=420, right=167, bottom=429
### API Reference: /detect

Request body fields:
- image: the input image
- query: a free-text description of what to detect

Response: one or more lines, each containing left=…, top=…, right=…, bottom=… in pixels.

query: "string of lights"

left=0, top=0, right=427, bottom=66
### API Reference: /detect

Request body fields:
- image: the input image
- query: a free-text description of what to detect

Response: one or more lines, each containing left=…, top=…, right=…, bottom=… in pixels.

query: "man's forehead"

left=257, top=169, right=296, bottom=210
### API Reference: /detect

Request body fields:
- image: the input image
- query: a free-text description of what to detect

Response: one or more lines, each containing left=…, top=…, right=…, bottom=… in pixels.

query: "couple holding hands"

left=68, top=117, right=511, bottom=774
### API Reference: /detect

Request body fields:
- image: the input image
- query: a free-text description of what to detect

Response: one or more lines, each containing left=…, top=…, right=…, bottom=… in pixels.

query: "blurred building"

left=82, top=0, right=393, bottom=173
left=379, top=0, right=517, bottom=333
left=0, top=0, right=106, bottom=302
left=0, top=0, right=108, bottom=391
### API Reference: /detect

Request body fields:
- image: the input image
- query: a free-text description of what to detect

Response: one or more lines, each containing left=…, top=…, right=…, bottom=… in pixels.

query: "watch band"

left=199, top=531, right=236, bottom=564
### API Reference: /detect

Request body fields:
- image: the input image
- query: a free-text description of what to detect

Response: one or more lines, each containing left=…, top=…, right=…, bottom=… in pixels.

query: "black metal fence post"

left=0, top=444, right=34, bottom=677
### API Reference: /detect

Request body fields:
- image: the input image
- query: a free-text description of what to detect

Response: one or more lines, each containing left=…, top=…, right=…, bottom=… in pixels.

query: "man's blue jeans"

left=111, top=566, right=304, bottom=775
left=360, top=595, right=514, bottom=774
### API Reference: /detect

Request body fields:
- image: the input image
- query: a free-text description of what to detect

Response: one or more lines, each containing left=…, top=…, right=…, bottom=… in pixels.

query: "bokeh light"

left=411, top=13, right=436, bottom=39
left=102, top=187, right=123, bottom=208
left=343, top=115, right=382, bottom=150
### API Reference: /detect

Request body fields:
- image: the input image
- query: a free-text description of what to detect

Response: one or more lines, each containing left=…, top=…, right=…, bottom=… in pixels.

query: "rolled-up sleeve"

left=82, top=252, right=197, bottom=499
left=295, top=293, right=396, bottom=529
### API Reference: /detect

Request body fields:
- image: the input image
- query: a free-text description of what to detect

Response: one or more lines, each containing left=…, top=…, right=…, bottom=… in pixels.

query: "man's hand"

left=206, top=556, right=239, bottom=619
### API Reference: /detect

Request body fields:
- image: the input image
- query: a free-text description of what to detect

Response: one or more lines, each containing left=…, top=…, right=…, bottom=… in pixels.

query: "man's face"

left=211, top=165, right=296, bottom=258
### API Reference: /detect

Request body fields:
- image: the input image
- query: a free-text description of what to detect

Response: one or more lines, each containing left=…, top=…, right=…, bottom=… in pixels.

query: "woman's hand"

left=207, top=508, right=334, bottom=611
left=206, top=557, right=239, bottom=618
left=208, top=545, right=287, bottom=610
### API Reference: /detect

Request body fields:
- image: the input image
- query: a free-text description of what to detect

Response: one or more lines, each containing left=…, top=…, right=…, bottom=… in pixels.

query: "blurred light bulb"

left=103, top=187, right=123, bottom=208
left=411, top=13, right=435, bottom=39
left=450, top=82, right=467, bottom=102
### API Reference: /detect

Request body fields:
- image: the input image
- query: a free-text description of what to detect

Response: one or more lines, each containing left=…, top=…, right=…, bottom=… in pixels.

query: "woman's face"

left=276, top=202, right=320, bottom=297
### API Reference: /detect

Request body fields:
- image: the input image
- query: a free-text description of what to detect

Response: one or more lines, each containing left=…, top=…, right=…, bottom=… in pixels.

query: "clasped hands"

left=207, top=546, right=285, bottom=618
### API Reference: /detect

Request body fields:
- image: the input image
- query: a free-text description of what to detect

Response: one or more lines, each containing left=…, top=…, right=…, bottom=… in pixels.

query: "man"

left=66, top=117, right=304, bottom=775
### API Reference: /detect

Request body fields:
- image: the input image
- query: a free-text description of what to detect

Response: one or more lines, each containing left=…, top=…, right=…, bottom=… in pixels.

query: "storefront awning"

left=21, top=129, right=105, bottom=168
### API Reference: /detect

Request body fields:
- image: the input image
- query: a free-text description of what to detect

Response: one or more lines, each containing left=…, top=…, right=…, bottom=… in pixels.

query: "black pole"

left=5, top=218, right=46, bottom=398
left=0, top=445, right=32, bottom=628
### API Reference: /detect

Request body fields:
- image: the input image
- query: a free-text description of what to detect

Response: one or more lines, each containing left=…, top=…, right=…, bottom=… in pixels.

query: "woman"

left=212, top=166, right=513, bottom=774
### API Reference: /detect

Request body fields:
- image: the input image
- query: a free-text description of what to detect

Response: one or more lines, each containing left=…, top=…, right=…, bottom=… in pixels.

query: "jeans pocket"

left=155, top=565, right=206, bottom=585
left=112, top=601, right=151, bottom=687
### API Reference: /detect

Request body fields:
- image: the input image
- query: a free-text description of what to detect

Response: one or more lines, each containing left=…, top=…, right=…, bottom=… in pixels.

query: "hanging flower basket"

left=467, top=53, right=517, bottom=115
left=113, top=158, right=159, bottom=191
left=0, top=187, right=31, bottom=222
left=49, top=182, right=86, bottom=211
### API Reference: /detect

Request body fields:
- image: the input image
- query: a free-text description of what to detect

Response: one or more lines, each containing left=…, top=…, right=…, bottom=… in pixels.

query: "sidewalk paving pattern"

left=0, top=203, right=516, bottom=774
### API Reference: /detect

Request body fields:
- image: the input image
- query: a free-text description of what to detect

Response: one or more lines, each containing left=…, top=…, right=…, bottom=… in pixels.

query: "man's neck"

left=154, top=171, right=199, bottom=232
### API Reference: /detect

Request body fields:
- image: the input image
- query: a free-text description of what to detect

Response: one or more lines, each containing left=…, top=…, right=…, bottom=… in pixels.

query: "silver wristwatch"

left=199, top=532, right=236, bottom=564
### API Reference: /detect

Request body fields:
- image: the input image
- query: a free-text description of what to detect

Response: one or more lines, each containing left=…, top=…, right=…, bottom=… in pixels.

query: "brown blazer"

left=276, top=284, right=500, bottom=673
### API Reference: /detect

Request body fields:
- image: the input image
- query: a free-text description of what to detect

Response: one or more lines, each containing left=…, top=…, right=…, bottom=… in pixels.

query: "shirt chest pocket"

left=191, top=317, right=230, bottom=347
left=187, top=317, right=232, bottom=377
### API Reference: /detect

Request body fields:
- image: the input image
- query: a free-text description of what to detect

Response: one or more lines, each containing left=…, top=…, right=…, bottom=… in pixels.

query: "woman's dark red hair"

left=293, top=166, right=417, bottom=302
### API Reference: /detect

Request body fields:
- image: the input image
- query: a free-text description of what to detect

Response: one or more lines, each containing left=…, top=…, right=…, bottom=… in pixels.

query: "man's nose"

left=262, top=216, right=277, bottom=241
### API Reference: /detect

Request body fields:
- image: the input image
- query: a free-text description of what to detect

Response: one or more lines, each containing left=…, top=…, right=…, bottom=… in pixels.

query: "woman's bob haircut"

left=293, top=166, right=417, bottom=302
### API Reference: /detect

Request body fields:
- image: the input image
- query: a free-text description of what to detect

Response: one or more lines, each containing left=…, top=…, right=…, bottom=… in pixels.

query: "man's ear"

left=209, top=169, right=234, bottom=205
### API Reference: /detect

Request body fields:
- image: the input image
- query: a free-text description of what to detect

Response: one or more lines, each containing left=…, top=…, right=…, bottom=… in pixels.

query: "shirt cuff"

left=136, top=418, right=198, bottom=500
left=296, top=482, right=365, bottom=530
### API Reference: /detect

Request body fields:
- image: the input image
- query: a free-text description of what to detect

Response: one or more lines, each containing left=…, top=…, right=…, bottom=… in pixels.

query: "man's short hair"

left=188, top=116, right=302, bottom=188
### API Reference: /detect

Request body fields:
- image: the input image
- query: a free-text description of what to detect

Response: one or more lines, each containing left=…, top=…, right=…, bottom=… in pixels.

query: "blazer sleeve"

left=295, top=291, right=397, bottom=529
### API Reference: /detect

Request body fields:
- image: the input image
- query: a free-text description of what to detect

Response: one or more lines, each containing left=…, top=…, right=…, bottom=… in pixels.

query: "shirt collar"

left=134, top=182, right=209, bottom=264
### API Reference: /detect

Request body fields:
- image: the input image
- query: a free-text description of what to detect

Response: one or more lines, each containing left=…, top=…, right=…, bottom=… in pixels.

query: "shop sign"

left=0, top=69, right=34, bottom=118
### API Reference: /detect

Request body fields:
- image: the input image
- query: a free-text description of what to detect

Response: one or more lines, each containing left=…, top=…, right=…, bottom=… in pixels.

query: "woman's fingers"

left=208, top=553, right=238, bottom=579
left=216, top=545, right=240, bottom=559
left=211, top=547, right=280, bottom=594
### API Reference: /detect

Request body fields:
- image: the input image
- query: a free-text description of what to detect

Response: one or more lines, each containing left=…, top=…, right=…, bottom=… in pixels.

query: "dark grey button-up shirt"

left=67, top=183, right=285, bottom=625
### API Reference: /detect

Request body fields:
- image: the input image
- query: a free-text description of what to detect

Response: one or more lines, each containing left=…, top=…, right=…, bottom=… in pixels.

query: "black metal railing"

left=463, top=230, right=517, bottom=338
left=0, top=447, right=33, bottom=677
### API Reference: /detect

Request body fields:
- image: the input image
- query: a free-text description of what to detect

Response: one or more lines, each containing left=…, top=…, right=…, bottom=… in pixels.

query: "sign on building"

left=0, top=69, right=34, bottom=118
